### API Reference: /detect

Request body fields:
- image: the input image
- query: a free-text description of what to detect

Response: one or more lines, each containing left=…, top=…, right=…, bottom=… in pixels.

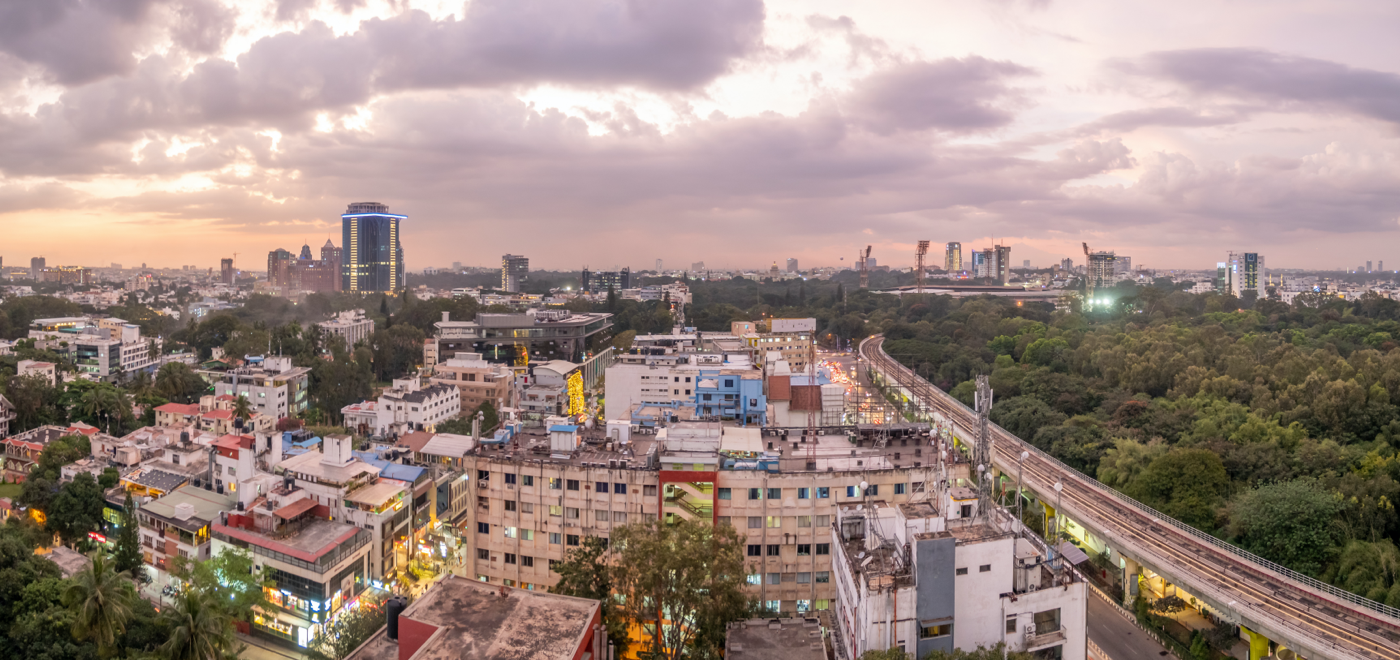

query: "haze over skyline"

left=2, top=0, right=1398, bottom=271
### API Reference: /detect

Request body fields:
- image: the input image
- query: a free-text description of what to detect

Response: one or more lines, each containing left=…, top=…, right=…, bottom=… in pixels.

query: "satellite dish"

left=859, top=481, right=869, bottom=492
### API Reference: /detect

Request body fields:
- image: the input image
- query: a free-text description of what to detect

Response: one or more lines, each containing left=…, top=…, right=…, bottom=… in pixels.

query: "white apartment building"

left=830, top=495, right=1085, bottom=660
left=208, top=355, right=312, bottom=420
left=342, top=378, right=461, bottom=438
left=317, top=309, right=374, bottom=349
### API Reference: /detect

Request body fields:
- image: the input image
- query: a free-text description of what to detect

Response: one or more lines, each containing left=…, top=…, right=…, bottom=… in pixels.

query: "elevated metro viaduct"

left=860, top=335, right=1400, bottom=660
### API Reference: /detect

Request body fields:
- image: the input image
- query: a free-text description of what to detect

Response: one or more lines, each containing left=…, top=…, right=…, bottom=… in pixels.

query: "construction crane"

left=915, top=240, right=930, bottom=294
left=859, top=245, right=872, bottom=289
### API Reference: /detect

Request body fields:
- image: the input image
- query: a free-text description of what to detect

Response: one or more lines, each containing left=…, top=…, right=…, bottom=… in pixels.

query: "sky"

left=1, top=0, right=1398, bottom=272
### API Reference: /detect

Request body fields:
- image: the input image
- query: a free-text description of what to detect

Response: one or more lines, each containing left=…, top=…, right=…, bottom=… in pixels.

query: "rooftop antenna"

left=859, top=245, right=872, bottom=289
left=974, top=374, right=994, bottom=516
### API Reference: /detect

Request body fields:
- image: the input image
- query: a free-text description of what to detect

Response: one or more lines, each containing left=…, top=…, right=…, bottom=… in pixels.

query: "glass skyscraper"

left=341, top=202, right=405, bottom=293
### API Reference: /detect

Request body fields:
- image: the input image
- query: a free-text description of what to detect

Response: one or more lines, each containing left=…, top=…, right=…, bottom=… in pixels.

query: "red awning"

left=273, top=498, right=318, bottom=520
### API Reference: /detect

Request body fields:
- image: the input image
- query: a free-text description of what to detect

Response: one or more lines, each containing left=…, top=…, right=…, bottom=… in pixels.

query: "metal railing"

left=861, top=336, right=1400, bottom=624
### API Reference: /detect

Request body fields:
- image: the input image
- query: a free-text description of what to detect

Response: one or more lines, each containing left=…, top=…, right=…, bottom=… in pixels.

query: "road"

left=1087, top=594, right=1171, bottom=660
left=862, top=335, right=1400, bottom=660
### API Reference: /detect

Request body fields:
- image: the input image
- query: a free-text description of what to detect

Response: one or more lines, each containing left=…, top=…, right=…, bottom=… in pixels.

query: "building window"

left=550, top=533, right=561, bottom=544
left=766, top=545, right=780, bottom=557
left=566, top=535, right=580, bottom=547
left=522, top=475, right=534, bottom=487
left=767, top=573, right=780, bottom=585
left=816, top=543, right=830, bottom=555
left=477, top=522, right=489, bottom=534
left=846, top=486, right=857, bottom=498
left=478, top=470, right=490, bottom=481
left=476, top=548, right=489, bottom=560
left=643, top=485, right=657, bottom=496
left=956, top=567, right=968, bottom=575
left=549, top=505, right=562, bottom=516
left=815, top=515, right=830, bottom=527
left=549, top=559, right=560, bottom=570
left=718, top=488, right=731, bottom=500
left=521, top=530, right=535, bottom=541
left=522, top=556, right=534, bottom=568
left=895, top=483, right=907, bottom=495
left=504, top=473, right=517, bottom=485
left=765, top=600, right=780, bottom=612
left=504, top=527, right=518, bottom=538
left=816, top=571, right=830, bottom=583
left=520, top=503, right=534, bottom=514
left=912, top=481, right=925, bottom=493
left=595, top=510, right=610, bottom=522
left=796, top=516, right=812, bottom=528
left=867, top=484, right=879, bottom=496
left=797, top=572, right=811, bottom=584
left=504, top=501, right=516, bottom=512
left=747, top=574, right=761, bottom=585
left=815, top=599, right=830, bottom=610
left=614, top=483, right=627, bottom=495
left=747, top=545, right=762, bottom=557
left=797, top=544, right=811, bottom=556
left=797, top=488, right=809, bottom=499
left=596, top=482, right=609, bottom=494
left=921, top=624, right=952, bottom=639
left=817, top=487, right=829, bottom=499
left=766, top=488, right=780, bottom=500
left=565, top=507, right=579, bottom=520
left=504, top=553, right=517, bottom=564
left=1006, top=617, right=1018, bottom=634
left=748, top=488, right=761, bottom=500
left=748, top=517, right=763, bottom=529
left=566, top=479, right=580, bottom=491
left=549, top=478, right=561, bottom=490
left=766, top=516, right=781, bottom=528
left=613, top=512, right=627, bottom=523
left=724, top=380, right=734, bottom=387
left=979, top=564, right=991, bottom=572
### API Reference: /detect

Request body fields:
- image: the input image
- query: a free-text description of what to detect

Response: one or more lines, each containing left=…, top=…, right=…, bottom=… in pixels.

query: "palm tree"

left=160, top=589, right=238, bottom=660
left=231, top=394, right=253, bottom=424
left=156, top=363, right=201, bottom=403
left=63, top=551, right=136, bottom=658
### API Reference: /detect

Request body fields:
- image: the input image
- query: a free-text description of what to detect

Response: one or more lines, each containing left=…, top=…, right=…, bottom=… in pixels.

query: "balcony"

left=1024, top=625, right=1066, bottom=651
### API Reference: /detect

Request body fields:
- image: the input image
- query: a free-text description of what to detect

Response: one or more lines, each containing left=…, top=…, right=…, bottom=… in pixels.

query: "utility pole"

left=974, top=375, right=993, bottom=516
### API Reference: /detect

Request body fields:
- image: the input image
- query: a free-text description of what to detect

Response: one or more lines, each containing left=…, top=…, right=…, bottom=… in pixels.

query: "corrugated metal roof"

left=1057, top=541, right=1090, bottom=565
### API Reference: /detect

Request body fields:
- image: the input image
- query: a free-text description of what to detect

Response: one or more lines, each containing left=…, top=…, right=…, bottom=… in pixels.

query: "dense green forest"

left=882, top=288, right=1400, bottom=606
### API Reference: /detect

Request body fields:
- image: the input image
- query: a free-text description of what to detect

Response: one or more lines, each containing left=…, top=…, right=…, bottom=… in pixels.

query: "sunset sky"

left=1, top=0, right=1398, bottom=272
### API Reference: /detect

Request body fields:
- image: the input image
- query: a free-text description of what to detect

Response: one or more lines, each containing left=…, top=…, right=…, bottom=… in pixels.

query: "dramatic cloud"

left=845, top=57, right=1036, bottom=134
left=2, top=0, right=1398, bottom=270
left=1121, top=48, right=1400, bottom=127
left=0, top=0, right=166, bottom=85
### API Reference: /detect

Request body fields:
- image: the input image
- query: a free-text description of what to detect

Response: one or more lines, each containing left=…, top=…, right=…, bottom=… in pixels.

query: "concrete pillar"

left=1240, top=625, right=1270, bottom=660
left=1121, top=555, right=1141, bottom=606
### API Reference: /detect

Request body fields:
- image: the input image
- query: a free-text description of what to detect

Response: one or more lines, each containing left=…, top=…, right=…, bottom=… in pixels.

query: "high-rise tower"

left=502, top=255, right=529, bottom=292
left=342, top=202, right=405, bottom=293
left=945, top=242, right=962, bottom=272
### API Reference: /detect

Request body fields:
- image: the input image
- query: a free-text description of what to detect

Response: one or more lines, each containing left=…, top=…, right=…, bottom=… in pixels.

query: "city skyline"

left=1, top=0, right=1398, bottom=270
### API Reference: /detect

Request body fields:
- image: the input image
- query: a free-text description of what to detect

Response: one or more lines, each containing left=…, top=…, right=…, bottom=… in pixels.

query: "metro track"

left=862, top=335, right=1400, bottom=660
